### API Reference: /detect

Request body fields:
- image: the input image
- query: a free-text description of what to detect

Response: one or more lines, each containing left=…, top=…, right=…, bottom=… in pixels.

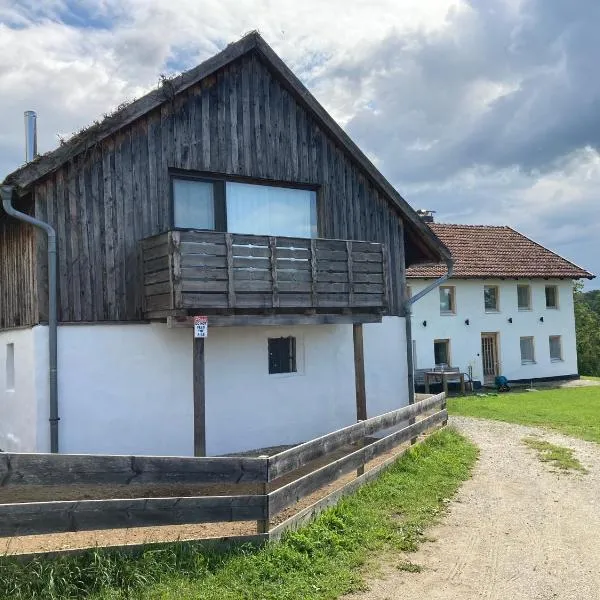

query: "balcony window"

left=549, top=335, right=563, bottom=362
left=520, top=336, right=535, bottom=364
left=545, top=285, right=559, bottom=309
left=439, top=286, right=455, bottom=314
left=484, top=285, right=499, bottom=312
left=517, top=284, right=531, bottom=310
left=172, top=174, right=317, bottom=238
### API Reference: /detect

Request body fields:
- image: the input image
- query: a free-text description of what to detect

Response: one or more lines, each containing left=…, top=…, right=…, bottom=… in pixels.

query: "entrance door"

left=481, top=333, right=499, bottom=385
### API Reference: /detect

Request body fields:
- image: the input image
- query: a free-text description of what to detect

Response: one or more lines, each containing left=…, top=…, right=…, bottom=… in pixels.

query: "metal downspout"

left=405, top=257, right=454, bottom=405
left=1, top=184, right=59, bottom=452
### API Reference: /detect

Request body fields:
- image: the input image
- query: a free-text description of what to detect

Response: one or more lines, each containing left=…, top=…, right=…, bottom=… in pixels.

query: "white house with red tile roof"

left=406, top=222, right=595, bottom=388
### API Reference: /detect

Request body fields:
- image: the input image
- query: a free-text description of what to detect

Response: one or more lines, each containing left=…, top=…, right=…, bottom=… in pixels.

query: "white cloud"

left=0, top=0, right=598, bottom=286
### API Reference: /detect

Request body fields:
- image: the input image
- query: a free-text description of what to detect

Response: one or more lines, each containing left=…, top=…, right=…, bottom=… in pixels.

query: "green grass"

left=582, top=375, right=600, bottom=382
left=522, top=437, right=587, bottom=472
left=0, top=429, right=477, bottom=600
left=448, top=386, right=600, bottom=443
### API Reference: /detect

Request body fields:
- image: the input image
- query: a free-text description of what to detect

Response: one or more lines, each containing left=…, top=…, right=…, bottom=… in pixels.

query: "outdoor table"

left=424, top=370, right=466, bottom=396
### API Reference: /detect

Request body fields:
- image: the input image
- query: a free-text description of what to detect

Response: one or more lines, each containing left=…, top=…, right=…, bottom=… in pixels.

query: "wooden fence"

left=0, top=393, right=446, bottom=552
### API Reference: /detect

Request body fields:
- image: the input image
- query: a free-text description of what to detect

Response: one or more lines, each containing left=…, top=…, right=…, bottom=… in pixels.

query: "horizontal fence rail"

left=0, top=394, right=445, bottom=546
left=0, top=495, right=266, bottom=538
left=141, top=230, right=389, bottom=314
left=0, top=455, right=268, bottom=487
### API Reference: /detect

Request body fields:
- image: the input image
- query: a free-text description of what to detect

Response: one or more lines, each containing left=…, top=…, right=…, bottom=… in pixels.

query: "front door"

left=481, top=333, right=499, bottom=385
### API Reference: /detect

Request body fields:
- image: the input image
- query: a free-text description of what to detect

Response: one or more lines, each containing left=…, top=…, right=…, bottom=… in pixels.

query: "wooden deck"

left=141, top=230, right=389, bottom=318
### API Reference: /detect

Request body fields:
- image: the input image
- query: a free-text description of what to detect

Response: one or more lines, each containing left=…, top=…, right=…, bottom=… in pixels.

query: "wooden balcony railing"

left=141, top=230, right=388, bottom=317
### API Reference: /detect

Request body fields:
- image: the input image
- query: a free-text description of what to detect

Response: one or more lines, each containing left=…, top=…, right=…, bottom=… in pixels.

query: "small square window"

left=520, top=336, right=535, bottom=364
left=545, top=285, right=559, bottom=309
left=517, top=284, right=531, bottom=310
left=484, top=285, right=499, bottom=311
left=268, top=337, right=297, bottom=374
left=549, top=336, right=563, bottom=361
left=439, top=286, right=455, bottom=314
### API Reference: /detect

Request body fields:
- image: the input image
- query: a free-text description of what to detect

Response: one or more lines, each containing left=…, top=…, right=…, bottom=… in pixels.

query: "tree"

left=574, top=282, right=600, bottom=376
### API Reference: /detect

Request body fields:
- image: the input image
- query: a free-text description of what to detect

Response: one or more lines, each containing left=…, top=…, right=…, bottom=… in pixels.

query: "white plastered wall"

left=0, top=326, right=49, bottom=452
left=409, top=278, right=578, bottom=382
left=26, top=317, right=407, bottom=456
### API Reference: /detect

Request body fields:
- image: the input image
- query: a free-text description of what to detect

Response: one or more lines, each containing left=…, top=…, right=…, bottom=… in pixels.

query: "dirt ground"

left=349, top=417, right=600, bottom=600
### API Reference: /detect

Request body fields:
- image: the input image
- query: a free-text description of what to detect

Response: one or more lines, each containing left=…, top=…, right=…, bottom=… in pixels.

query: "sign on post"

left=194, top=316, right=208, bottom=338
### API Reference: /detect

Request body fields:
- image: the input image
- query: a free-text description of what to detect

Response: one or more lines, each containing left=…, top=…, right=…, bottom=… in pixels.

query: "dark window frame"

left=545, top=285, right=559, bottom=309
left=433, top=338, right=451, bottom=366
left=169, top=170, right=320, bottom=235
left=268, top=336, right=297, bottom=375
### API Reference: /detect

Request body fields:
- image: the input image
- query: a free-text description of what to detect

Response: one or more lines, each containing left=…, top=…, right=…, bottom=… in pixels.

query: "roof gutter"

left=1, top=184, right=59, bottom=453
left=404, top=256, right=454, bottom=406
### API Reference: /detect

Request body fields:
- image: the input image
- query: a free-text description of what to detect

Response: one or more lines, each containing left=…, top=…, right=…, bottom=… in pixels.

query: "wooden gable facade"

left=1, top=33, right=448, bottom=329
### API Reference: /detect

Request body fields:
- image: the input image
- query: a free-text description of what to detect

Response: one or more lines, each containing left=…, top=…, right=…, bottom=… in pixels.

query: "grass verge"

left=0, top=429, right=477, bottom=600
left=522, top=437, right=587, bottom=472
left=448, top=387, right=600, bottom=443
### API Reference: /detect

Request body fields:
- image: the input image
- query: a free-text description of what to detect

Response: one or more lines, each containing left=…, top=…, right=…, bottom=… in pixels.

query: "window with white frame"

left=545, top=285, right=559, bottom=309
left=549, top=336, right=563, bottom=362
left=484, top=285, right=500, bottom=312
left=172, top=175, right=318, bottom=238
left=517, top=284, right=531, bottom=310
left=439, top=286, right=455, bottom=314
left=520, top=336, right=535, bottom=364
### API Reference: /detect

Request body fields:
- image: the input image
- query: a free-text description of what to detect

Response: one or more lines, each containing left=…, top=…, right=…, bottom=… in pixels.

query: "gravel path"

left=349, top=417, right=600, bottom=600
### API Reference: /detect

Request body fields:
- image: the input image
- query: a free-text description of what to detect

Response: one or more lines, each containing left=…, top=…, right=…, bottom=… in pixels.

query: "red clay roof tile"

left=407, top=223, right=594, bottom=280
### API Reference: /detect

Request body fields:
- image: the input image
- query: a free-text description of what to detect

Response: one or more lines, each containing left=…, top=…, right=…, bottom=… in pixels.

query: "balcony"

left=141, top=230, right=389, bottom=323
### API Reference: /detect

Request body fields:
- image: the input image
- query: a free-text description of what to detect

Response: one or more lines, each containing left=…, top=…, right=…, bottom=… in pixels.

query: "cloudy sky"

left=1, top=0, right=598, bottom=287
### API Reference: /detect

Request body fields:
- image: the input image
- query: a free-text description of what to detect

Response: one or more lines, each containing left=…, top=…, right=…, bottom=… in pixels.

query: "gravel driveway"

left=349, top=416, right=600, bottom=600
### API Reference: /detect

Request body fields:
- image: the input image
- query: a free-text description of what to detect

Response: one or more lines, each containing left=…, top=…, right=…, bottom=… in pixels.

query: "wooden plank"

left=145, top=294, right=172, bottom=311
left=0, top=454, right=268, bottom=486
left=145, top=282, right=173, bottom=296
left=381, top=243, right=390, bottom=310
left=140, top=233, right=170, bottom=251
left=316, top=249, right=347, bottom=261
left=181, top=267, right=228, bottom=281
left=233, top=256, right=270, bottom=269
left=231, top=245, right=271, bottom=258
left=233, top=280, right=272, bottom=292
left=194, top=336, right=206, bottom=457
left=0, top=494, right=267, bottom=537
left=318, top=260, right=353, bottom=273
left=277, top=270, right=311, bottom=282
left=363, top=393, right=445, bottom=435
left=180, top=280, right=228, bottom=293
left=181, top=255, right=227, bottom=269
left=276, top=258, right=311, bottom=271
left=230, top=234, right=270, bottom=247
left=234, top=269, right=271, bottom=281
left=277, top=248, right=309, bottom=260
left=268, top=439, right=412, bottom=542
left=10, top=533, right=268, bottom=562
left=354, top=273, right=383, bottom=284
left=269, top=236, right=279, bottom=308
left=277, top=293, right=313, bottom=308
left=143, top=256, right=170, bottom=274
left=179, top=231, right=226, bottom=244
left=278, top=281, right=312, bottom=293
left=315, top=272, right=348, bottom=283
left=225, top=233, right=236, bottom=308
left=268, top=411, right=446, bottom=516
left=180, top=242, right=227, bottom=257
left=269, top=395, right=445, bottom=480
left=181, top=293, right=229, bottom=308
left=352, top=251, right=383, bottom=263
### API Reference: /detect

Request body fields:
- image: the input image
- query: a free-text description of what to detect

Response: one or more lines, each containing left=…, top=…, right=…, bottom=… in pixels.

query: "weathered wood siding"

left=0, top=214, right=37, bottom=329
left=30, top=51, right=407, bottom=323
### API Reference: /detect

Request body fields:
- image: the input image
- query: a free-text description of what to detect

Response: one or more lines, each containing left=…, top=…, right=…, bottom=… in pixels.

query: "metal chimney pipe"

left=24, top=110, right=38, bottom=162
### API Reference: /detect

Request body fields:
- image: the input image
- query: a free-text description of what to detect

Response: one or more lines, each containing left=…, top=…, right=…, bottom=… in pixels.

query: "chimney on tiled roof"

left=416, top=209, right=435, bottom=223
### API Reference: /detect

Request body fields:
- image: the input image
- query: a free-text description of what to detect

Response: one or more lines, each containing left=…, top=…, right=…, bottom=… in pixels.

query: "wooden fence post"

left=257, top=455, right=269, bottom=534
